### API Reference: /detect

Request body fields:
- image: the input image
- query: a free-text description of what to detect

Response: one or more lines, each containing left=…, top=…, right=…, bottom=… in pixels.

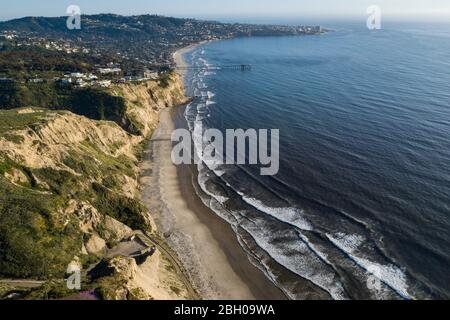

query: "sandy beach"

left=172, top=44, right=197, bottom=75
left=138, top=45, right=286, bottom=300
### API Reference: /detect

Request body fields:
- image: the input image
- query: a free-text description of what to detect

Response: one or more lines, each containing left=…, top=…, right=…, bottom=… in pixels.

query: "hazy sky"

left=1, top=0, right=450, bottom=21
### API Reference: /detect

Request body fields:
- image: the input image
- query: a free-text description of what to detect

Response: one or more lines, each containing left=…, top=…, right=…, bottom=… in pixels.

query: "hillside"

left=0, top=73, right=190, bottom=300
left=0, top=14, right=324, bottom=66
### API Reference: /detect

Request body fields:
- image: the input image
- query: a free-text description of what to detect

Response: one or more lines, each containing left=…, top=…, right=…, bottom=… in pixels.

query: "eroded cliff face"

left=110, top=73, right=188, bottom=137
left=91, top=252, right=190, bottom=300
left=0, top=74, right=189, bottom=300
left=0, top=110, right=141, bottom=172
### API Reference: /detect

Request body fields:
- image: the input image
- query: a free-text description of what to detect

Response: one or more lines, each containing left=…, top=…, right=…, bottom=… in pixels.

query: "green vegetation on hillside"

left=0, top=109, right=151, bottom=280
left=0, top=45, right=119, bottom=79
left=0, top=174, right=83, bottom=279
left=0, top=70, right=183, bottom=300
left=0, top=108, right=48, bottom=135
left=0, top=47, right=91, bottom=76
left=0, top=82, right=127, bottom=124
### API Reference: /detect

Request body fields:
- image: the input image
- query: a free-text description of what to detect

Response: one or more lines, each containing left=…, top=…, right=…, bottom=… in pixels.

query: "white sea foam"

left=187, top=103, right=345, bottom=299
left=326, top=233, right=412, bottom=299
left=182, top=45, right=417, bottom=301
left=197, top=102, right=207, bottom=112
left=239, top=222, right=347, bottom=300
left=197, top=165, right=229, bottom=204
left=298, top=233, right=333, bottom=266
left=192, top=125, right=203, bottom=157
left=185, top=49, right=344, bottom=300
left=241, top=196, right=313, bottom=231
left=193, top=169, right=347, bottom=300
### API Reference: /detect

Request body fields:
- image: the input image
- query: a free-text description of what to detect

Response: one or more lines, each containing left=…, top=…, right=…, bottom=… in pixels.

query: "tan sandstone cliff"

left=110, top=73, right=188, bottom=137
left=0, top=73, right=191, bottom=300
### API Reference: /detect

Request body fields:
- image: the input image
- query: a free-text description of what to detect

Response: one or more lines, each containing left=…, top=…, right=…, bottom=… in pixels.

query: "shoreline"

left=172, top=41, right=208, bottom=76
left=139, top=44, right=287, bottom=299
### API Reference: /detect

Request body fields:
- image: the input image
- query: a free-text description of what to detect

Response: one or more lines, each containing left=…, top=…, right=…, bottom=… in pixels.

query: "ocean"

left=181, top=21, right=450, bottom=299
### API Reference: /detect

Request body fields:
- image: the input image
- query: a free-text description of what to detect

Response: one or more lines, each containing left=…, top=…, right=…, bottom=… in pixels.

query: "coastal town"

left=0, top=30, right=162, bottom=87
left=0, top=15, right=324, bottom=87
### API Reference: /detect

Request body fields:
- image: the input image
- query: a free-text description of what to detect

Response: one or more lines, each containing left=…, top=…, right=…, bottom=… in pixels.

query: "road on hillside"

left=1, top=232, right=200, bottom=300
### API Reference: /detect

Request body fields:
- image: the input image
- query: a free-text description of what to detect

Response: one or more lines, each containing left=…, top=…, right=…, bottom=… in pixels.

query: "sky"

left=1, top=0, right=450, bottom=22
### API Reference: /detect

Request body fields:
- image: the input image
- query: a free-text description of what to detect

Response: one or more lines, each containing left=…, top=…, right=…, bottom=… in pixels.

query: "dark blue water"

left=183, top=21, right=450, bottom=299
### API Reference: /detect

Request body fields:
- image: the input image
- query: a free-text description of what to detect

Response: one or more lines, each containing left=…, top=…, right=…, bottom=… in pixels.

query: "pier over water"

left=160, top=64, right=252, bottom=71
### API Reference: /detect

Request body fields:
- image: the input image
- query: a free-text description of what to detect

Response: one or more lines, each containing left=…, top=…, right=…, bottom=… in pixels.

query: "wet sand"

left=140, top=105, right=286, bottom=299
left=138, top=44, right=286, bottom=299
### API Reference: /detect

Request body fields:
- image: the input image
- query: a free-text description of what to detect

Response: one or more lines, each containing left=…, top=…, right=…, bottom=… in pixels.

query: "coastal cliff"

left=0, top=73, right=191, bottom=300
left=109, top=74, right=187, bottom=137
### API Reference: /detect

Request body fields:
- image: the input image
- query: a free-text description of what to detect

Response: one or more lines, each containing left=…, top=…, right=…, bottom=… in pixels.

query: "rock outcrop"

left=92, top=253, right=189, bottom=300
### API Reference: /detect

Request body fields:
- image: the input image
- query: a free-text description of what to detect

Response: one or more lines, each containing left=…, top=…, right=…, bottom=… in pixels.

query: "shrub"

left=0, top=177, right=83, bottom=279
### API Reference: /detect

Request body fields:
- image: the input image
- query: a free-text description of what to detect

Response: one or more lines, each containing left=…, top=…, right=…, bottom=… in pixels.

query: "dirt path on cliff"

left=135, top=231, right=200, bottom=300
left=0, top=279, right=45, bottom=288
